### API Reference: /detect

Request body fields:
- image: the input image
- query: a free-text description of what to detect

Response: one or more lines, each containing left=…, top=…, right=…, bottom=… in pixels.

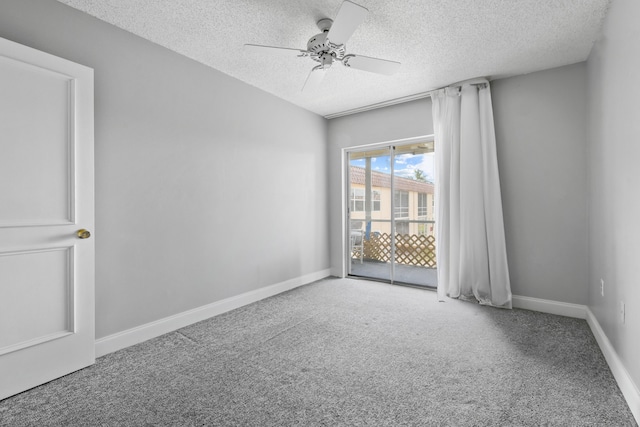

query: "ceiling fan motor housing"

left=307, top=20, right=346, bottom=64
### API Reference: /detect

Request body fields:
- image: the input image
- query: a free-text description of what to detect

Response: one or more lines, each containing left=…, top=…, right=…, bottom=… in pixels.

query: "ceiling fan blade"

left=343, top=54, right=401, bottom=75
left=244, top=44, right=309, bottom=57
left=327, top=1, right=368, bottom=46
left=302, top=66, right=326, bottom=91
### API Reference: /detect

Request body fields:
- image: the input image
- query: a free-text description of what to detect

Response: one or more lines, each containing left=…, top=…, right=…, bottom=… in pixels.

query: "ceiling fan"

left=245, top=0, right=401, bottom=91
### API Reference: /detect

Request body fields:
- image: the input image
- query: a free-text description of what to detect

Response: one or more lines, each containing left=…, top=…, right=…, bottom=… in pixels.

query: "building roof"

left=350, top=166, right=434, bottom=194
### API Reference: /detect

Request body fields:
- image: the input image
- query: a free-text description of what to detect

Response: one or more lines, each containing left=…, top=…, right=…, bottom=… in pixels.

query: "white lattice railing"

left=351, top=233, right=437, bottom=268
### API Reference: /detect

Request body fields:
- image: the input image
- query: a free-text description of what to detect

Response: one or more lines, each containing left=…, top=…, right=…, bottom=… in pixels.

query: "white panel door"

left=0, top=37, right=95, bottom=400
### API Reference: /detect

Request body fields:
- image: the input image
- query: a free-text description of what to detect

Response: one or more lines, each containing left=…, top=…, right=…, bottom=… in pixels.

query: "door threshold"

left=347, top=274, right=436, bottom=292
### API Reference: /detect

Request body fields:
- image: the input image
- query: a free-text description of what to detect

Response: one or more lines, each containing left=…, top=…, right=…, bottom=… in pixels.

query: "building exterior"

left=349, top=165, right=434, bottom=237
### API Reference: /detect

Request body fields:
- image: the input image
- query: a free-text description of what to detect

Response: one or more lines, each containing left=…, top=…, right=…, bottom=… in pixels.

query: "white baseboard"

left=512, top=295, right=639, bottom=423
left=95, top=269, right=331, bottom=357
left=586, top=308, right=640, bottom=424
left=512, top=294, right=587, bottom=319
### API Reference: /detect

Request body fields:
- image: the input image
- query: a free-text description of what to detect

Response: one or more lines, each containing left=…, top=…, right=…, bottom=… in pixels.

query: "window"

left=350, top=188, right=365, bottom=212
left=372, top=190, right=381, bottom=211
left=418, top=193, right=428, bottom=217
left=418, top=223, right=427, bottom=236
left=350, top=188, right=381, bottom=212
left=394, top=191, right=409, bottom=218
left=432, top=195, right=435, bottom=219
left=396, top=221, right=409, bottom=235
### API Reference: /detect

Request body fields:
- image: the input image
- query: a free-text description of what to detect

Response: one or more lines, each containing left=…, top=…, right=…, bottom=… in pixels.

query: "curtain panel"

left=432, top=83, right=512, bottom=308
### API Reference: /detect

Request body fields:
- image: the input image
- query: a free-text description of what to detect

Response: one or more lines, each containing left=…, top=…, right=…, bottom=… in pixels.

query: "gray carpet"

left=0, top=278, right=636, bottom=426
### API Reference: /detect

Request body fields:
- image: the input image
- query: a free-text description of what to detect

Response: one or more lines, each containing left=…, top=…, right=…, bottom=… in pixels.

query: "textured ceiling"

left=56, top=0, right=610, bottom=117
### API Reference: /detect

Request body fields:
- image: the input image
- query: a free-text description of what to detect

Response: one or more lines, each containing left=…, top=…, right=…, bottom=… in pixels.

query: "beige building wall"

left=349, top=183, right=434, bottom=237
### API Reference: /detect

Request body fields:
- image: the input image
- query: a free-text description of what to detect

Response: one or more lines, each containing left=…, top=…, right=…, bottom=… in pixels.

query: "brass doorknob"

left=77, top=229, right=91, bottom=239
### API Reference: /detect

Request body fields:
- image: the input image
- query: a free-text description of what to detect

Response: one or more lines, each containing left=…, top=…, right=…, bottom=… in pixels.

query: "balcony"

left=350, top=220, right=437, bottom=288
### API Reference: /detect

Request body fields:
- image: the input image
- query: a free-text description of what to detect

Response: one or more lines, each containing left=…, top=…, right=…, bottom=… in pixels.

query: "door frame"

left=341, top=134, right=434, bottom=281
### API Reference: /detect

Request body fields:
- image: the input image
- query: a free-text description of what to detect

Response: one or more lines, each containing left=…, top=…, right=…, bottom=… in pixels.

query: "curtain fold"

left=433, top=83, right=512, bottom=308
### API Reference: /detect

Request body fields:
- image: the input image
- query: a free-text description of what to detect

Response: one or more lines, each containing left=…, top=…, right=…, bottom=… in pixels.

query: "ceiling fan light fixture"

left=318, top=52, right=334, bottom=69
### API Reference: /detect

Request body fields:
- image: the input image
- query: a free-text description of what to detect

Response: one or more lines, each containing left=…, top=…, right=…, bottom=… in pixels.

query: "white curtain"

left=432, top=82, right=512, bottom=308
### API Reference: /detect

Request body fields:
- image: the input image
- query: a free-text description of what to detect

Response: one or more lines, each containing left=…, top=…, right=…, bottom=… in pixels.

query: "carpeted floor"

left=0, top=278, right=636, bottom=426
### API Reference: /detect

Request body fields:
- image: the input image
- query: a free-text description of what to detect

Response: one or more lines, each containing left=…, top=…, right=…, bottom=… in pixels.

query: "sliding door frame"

left=342, top=134, right=434, bottom=282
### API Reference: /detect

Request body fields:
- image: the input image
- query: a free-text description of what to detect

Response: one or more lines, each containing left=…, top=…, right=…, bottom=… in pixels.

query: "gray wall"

left=327, top=99, right=434, bottom=276
left=587, top=0, right=640, bottom=390
left=328, top=65, right=589, bottom=305
left=492, top=63, right=589, bottom=304
left=0, top=0, right=329, bottom=339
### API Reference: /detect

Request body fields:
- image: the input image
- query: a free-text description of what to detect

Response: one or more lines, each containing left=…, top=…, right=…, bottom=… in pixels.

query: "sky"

left=350, top=152, right=435, bottom=183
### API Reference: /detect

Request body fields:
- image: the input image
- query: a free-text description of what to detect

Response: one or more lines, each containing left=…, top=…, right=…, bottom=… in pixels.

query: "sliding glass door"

left=348, top=146, right=393, bottom=282
left=347, top=140, right=436, bottom=288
